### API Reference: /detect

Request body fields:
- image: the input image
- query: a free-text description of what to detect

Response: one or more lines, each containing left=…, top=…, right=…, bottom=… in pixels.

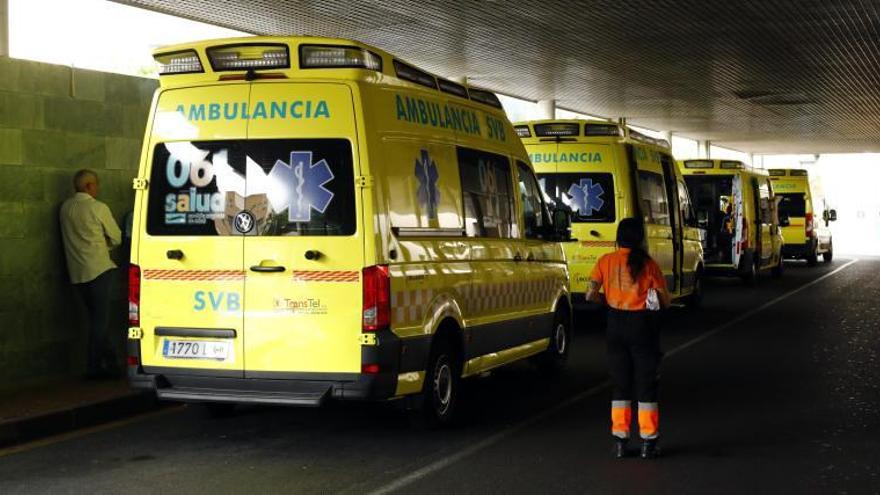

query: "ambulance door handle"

left=166, top=249, right=184, bottom=260
left=250, top=264, right=286, bottom=273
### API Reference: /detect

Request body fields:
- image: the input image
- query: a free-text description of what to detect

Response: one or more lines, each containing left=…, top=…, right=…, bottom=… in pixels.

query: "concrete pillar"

left=537, top=99, right=555, bottom=120
left=0, top=0, right=9, bottom=57
left=618, top=117, right=627, bottom=126
left=663, top=131, right=673, bottom=149
left=699, top=140, right=711, bottom=159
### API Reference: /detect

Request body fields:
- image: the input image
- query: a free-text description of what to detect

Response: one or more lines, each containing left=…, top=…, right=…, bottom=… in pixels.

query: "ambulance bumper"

left=782, top=241, right=813, bottom=259
left=129, top=329, right=402, bottom=405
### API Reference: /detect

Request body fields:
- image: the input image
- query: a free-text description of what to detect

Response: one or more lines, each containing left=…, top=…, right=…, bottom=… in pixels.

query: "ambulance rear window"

left=778, top=193, right=806, bottom=217
left=537, top=173, right=616, bottom=223
left=146, top=139, right=356, bottom=236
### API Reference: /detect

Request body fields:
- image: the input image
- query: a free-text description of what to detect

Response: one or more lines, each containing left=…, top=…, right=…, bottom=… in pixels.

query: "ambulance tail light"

left=154, top=50, right=204, bottom=75
left=300, top=45, right=382, bottom=71
left=362, top=265, right=390, bottom=332
left=207, top=44, right=290, bottom=71
left=128, top=264, right=140, bottom=327
left=805, top=213, right=814, bottom=238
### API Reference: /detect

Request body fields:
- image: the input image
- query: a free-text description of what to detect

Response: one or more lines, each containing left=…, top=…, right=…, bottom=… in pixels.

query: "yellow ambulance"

left=679, top=159, right=785, bottom=284
left=514, top=120, right=704, bottom=307
left=768, top=168, right=835, bottom=265
left=127, top=36, right=574, bottom=426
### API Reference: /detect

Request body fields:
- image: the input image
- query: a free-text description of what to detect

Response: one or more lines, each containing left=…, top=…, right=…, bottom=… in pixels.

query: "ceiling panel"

left=114, top=0, right=880, bottom=154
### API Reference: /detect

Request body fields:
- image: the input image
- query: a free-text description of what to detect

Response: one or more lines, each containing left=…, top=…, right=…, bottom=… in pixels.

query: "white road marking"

left=366, top=258, right=860, bottom=495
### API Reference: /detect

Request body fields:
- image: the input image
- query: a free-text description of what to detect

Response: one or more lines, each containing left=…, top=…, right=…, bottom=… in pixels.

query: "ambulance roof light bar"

left=684, top=160, right=714, bottom=169
left=300, top=44, right=382, bottom=71
left=207, top=43, right=290, bottom=72
left=719, top=160, right=745, bottom=169
left=515, top=125, right=532, bottom=138
left=154, top=50, right=204, bottom=75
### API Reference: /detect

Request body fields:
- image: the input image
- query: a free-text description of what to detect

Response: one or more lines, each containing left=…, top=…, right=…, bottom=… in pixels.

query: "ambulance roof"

left=151, top=35, right=504, bottom=113
left=513, top=119, right=670, bottom=150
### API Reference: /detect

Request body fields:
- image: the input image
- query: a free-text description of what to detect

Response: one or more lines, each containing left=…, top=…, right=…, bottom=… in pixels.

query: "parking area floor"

left=0, top=257, right=876, bottom=494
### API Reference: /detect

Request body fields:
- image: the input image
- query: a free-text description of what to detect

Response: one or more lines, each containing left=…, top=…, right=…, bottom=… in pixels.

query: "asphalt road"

left=1, top=257, right=877, bottom=494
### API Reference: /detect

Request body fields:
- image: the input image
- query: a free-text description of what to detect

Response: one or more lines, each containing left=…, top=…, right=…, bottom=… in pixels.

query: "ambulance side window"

left=637, top=171, right=670, bottom=226
left=516, top=161, right=551, bottom=239
left=458, top=147, right=514, bottom=238
left=759, top=179, right=773, bottom=224
left=677, top=179, right=697, bottom=227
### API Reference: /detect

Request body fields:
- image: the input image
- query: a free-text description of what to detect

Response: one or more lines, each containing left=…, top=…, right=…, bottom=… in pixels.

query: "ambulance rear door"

left=137, top=85, right=250, bottom=375
left=241, top=82, right=365, bottom=376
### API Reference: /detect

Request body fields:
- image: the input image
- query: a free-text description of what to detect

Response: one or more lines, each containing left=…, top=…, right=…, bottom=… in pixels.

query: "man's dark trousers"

left=75, top=269, right=119, bottom=375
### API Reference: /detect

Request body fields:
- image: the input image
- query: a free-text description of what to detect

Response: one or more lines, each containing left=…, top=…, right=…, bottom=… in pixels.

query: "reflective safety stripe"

left=638, top=401, right=659, bottom=440
left=611, top=400, right=632, bottom=439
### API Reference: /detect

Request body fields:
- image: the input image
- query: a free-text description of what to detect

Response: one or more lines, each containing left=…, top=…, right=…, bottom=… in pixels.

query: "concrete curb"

left=0, top=390, right=160, bottom=448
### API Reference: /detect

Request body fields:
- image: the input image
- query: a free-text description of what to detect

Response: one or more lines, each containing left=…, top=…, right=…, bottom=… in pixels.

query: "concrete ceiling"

left=114, top=0, right=880, bottom=154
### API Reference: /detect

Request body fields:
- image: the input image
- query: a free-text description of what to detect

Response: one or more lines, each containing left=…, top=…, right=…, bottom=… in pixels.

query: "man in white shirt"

left=60, top=169, right=123, bottom=378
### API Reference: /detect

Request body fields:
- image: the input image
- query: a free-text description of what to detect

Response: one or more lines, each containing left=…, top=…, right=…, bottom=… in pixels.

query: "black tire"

left=198, top=402, right=235, bottom=419
left=685, top=270, right=704, bottom=308
left=823, top=243, right=833, bottom=263
left=806, top=250, right=818, bottom=267
left=537, top=308, right=571, bottom=375
left=415, top=338, right=461, bottom=429
left=771, top=257, right=784, bottom=278
left=741, top=259, right=758, bottom=286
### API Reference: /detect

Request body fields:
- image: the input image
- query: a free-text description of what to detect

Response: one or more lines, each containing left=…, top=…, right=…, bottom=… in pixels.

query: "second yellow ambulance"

left=515, top=120, right=704, bottom=308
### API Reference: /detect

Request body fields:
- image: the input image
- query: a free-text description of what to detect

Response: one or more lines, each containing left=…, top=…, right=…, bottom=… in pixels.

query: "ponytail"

left=616, top=218, right=651, bottom=281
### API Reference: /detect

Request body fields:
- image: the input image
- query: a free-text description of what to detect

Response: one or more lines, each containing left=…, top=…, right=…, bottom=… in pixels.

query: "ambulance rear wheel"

left=537, top=308, right=571, bottom=375
left=771, top=257, right=784, bottom=278
left=686, top=271, right=704, bottom=308
left=806, top=244, right=818, bottom=266
left=823, top=243, right=833, bottom=263
left=416, top=339, right=461, bottom=428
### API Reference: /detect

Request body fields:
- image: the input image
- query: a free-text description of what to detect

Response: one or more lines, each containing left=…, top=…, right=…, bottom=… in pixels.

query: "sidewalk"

left=0, top=378, right=160, bottom=448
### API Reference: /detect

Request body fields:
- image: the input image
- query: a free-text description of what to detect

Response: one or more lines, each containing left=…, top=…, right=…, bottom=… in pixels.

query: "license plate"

left=162, top=339, right=230, bottom=360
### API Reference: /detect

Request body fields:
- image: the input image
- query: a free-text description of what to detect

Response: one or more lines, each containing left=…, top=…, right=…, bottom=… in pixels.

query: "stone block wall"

left=0, top=56, right=157, bottom=391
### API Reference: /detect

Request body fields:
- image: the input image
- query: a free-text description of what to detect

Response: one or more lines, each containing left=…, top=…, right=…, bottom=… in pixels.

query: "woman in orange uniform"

left=586, top=218, right=671, bottom=459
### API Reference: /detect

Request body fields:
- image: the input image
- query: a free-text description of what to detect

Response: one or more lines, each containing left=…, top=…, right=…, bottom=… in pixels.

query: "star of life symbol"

left=267, top=151, right=335, bottom=222
left=414, top=149, right=440, bottom=220
left=567, top=178, right=605, bottom=216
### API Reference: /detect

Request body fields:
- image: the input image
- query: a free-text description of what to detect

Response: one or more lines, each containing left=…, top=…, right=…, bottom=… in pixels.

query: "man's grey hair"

left=73, top=169, right=98, bottom=192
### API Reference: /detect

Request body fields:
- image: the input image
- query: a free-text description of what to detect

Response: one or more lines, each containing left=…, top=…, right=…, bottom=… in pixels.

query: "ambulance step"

left=158, top=387, right=331, bottom=406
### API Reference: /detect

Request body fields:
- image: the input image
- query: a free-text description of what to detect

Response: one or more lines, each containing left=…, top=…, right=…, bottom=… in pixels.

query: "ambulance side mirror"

left=779, top=215, right=791, bottom=227
left=549, top=206, right=575, bottom=242
left=827, top=209, right=837, bottom=222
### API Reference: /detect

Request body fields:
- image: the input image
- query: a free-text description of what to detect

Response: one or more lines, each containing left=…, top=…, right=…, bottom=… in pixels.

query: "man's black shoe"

left=613, top=439, right=628, bottom=459
left=640, top=440, right=659, bottom=459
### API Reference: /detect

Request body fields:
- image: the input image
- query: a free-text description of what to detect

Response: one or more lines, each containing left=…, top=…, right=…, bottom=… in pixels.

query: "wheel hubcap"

left=554, top=323, right=567, bottom=355
left=433, top=360, right=452, bottom=415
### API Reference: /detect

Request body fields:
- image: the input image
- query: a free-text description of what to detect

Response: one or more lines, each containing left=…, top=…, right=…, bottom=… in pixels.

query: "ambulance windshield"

left=146, top=139, right=356, bottom=236
left=537, top=173, right=616, bottom=223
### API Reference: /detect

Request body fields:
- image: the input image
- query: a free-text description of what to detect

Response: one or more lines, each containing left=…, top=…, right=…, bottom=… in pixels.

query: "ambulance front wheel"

left=415, top=337, right=461, bottom=428
left=823, top=242, right=833, bottom=263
